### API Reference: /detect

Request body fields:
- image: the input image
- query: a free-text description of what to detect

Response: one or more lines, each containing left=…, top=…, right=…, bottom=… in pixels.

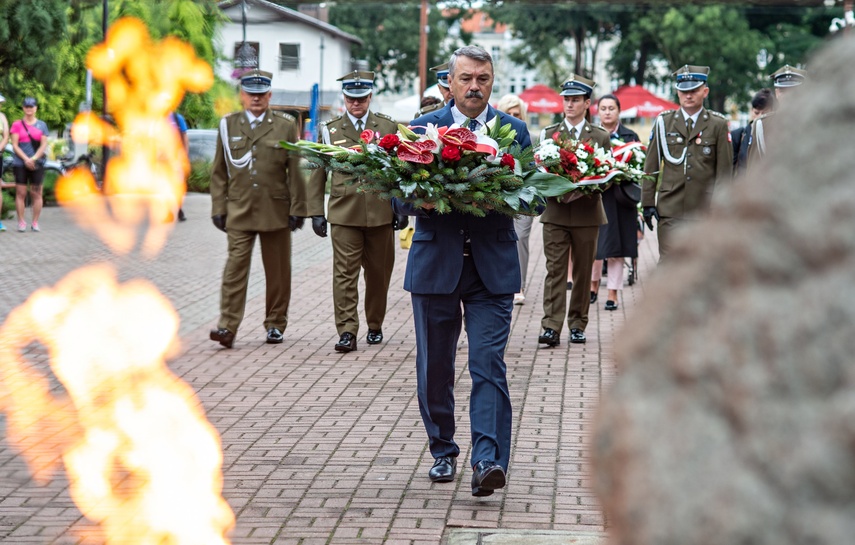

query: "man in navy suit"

left=393, top=45, right=532, bottom=497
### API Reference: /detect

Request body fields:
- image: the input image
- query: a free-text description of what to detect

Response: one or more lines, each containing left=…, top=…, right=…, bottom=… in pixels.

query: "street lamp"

left=234, top=0, right=257, bottom=75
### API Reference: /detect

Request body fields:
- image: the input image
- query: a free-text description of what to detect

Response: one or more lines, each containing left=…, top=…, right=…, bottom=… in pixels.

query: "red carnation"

left=379, top=133, right=400, bottom=151
left=583, top=142, right=595, bottom=154
left=360, top=129, right=376, bottom=143
left=551, top=132, right=561, bottom=142
left=500, top=153, right=515, bottom=169
left=441, top=146, right=462, bottom=162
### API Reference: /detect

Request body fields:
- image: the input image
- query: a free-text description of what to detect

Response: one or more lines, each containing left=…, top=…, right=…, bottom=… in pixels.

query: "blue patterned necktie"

left=468, top=119, right=479, bottom=131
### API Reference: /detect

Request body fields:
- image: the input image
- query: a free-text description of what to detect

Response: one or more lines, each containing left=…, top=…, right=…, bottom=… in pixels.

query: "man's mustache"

left=465, top=90, right=484, bottom=99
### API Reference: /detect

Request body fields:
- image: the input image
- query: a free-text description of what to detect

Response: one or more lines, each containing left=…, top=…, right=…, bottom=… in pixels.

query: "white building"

left=217, top=0, right=362, bottom=118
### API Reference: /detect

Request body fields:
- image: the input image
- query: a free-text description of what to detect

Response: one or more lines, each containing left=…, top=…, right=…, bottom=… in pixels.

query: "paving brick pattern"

left=0, top=194, right=658, bottom=544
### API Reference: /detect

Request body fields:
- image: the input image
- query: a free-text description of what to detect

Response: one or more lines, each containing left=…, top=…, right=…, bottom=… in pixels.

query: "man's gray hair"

left=448, top=45, right=493, bottom=77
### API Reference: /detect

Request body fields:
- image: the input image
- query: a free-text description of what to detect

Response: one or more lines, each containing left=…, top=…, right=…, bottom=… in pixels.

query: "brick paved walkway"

left=0, top=193, right=659, bottom=545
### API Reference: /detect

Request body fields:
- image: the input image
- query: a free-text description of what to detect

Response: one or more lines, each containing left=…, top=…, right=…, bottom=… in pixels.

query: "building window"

left=233, top=41, right=259, bottom=70
left=279, top=43, right=300, bottom=70
left=491, top=46, right=501, bottom=65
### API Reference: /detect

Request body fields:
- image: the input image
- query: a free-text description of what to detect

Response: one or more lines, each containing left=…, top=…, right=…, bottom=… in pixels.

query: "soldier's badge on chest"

left=329, top=127, right=337, bottom=134
left=703, top=146, right=712, bottom=155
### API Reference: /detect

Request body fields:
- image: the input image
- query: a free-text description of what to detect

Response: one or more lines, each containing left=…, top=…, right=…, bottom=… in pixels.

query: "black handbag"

left=614, top=181, right=641, bottom=208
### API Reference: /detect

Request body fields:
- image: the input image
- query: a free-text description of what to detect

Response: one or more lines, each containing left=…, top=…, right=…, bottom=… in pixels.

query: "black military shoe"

left=428, top=456, right=457, bottom=483
left=335, top=332, right=357, bottom=352
left=538, top=328, right=560, bottom=347
left=266, top=328, right=284, bottom=344
left=366, top=329, right=383, bottom=345
left=471, top=460, right=506, bottom=497
left=209, top=328, right=235, bottom=349
left=604, top=300, right=618, bottom=311
left=570, top=328, right=587, bottom=344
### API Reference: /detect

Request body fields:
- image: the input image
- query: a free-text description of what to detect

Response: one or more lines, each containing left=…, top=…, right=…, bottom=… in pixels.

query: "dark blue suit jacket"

left=393, top=103, right=532, bottom=295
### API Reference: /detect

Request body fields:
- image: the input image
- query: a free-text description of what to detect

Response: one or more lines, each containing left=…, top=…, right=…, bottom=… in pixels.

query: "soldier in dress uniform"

left=746, top=65, right=807, bottom=167
left=537, top=74, right=610, bottom=348
left=306, top=70, right=408, bottom=352
left=414, top=63, right=452, bottom=118
left=642, top=65, right=732, bottom=262
left=209, top=69, right=307, bottom=349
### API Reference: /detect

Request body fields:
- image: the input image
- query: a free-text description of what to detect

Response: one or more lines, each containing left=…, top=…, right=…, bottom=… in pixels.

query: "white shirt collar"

left=564, top=118, right=587, bottom=136
left=246, top=111, right=266, bottom=125
left=451, top=105, right=489, bottom=129
left=681, top=108, right=701, bottom=125
left=347, top=112, right=370, bottom=128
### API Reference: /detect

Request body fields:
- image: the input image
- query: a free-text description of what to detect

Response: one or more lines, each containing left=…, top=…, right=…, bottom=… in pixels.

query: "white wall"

left=217, top=4, right=354, bottom=95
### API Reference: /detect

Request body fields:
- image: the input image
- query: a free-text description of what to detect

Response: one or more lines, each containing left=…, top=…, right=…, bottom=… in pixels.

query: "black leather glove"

left=311, top=215, right=328, bottom=237
left=212, top=214, right=227, bottom=232
left=391, top=214, right=409, bottom=231
left=289, top=216, right=305, bottom=231
left=642, top=206, right=660, bottom=230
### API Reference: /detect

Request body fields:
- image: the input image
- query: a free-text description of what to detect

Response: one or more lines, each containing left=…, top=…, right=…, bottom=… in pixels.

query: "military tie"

left=356, top=119, right=364, bottom=132
left=569, top=126, right=577, bottom=140
left=686, top=117, right=694, bottom=135
left=251, top=118, right=259, bottom=130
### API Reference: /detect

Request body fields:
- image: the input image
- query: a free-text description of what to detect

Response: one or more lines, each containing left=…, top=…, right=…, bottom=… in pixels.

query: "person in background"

left=731, top=88, right=775, bottom=175
left=495, top=93, right=532, bottom=305
left=590, top=94, right=639, bottom=311
left=305, top=70, right=405, bottom=353
left=537, top=75, right=610, bottom=348
left=414, top=63, right=452, bottom=118
left=10, top=97, right=49, bottom=232
left=0, top=94, right=10, bottom=232
left=642, top=65, right=732, bottom=262
left=208, top=69, right=307, bottom=349
left=746, top=66, right=806, bottom=168
left=169, top=110, right=189, bottom=221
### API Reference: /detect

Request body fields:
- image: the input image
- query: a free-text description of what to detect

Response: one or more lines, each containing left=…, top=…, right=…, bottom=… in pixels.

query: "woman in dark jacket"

left=590, top=94, right=639, bottom=310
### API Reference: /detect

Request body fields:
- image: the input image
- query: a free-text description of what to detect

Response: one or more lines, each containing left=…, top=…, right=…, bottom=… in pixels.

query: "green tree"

left=328, top=3, right=470, bottom=94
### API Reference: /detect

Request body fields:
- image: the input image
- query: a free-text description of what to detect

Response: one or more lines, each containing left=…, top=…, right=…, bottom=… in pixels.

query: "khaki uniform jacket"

left=745, top=111, right=775, bottom=168
left=539, top=120, right=610, bottom=228
left=211, top=109, right=305, bottom=231
left=306, top=111, right=398, bottom=227
left=642, top=108, right=732, bottom=218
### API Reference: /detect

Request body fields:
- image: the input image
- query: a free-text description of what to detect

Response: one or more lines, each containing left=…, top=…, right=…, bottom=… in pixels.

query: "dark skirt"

left=596, top=185, right=638, bottom=259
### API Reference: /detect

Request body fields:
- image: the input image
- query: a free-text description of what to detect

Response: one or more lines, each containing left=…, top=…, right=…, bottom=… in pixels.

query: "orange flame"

left=0, top=18, right=233, bottom=545
left=58, top=17, right=214, bottom=256
left=0, top=264, right=234, bottom=544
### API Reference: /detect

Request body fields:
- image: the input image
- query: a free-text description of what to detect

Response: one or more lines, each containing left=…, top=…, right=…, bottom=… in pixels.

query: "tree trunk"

left=635, top=40, right=650, bottom=85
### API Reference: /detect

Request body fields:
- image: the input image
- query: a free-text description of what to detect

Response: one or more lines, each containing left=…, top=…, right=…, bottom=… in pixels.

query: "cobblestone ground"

left=0, top=193, right=658, bottom=545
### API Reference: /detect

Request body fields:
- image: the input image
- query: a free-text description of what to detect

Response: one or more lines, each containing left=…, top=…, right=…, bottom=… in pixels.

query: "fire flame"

left=58, top=17, right=214, bottom=256
left=0, top=17, right=234, bottom=545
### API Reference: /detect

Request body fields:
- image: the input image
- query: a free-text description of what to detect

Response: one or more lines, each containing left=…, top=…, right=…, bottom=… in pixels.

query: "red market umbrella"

left=606, top=85, right=679, bottom=118
left=519, top=84, right=563, bottom=114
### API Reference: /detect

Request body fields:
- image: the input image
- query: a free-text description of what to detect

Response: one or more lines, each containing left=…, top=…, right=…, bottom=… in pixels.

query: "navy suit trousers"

left=411, top=256, right=514, bottom=471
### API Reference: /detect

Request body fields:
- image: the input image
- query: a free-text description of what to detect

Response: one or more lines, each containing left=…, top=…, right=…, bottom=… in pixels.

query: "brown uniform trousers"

left=210, top=109, right=306, bottom=334
left=307, top=111, right=399, bottom=336
left=642, top=108, right=732, bottom=261
left=540, top=121, right=610, bottom=333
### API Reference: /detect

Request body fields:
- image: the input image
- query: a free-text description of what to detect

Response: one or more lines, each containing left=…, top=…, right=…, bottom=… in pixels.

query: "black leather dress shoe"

left=428, top=456, right=457, bottom=483
left=604, top=300, right=618, bottom=311
left=590, top=291, right=598, bottom=304
left=538, top=328, right=560, bottom=347
left=335, top=332, right=357, bottom=352
left=266, top=327, right=283, bottom=344
left=366, top=329, right=383, bottom=345
left=471, top=460, right=506, bottom=497
left=570, top=328, right=586, bottom=344
left=209, top=328, right=235, bottom=349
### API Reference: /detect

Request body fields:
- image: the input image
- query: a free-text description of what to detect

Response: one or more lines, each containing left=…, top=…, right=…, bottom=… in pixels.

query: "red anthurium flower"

left=441, top=146, right=462, bottom=162
left=360, top=129, right=376, bottom=143
left=439, top=127, right=478, bottom=151
left=397, top=140, right=437, bottom=164
left=500, top=153, right=515, bottom=169
left=379, top=134, right=400, bottom=152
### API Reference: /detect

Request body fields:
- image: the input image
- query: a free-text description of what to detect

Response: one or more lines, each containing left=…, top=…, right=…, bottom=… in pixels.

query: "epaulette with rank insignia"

left=273, top=110, right=295, bottom=122
left=708, top=110, right=728, bottom=120
left=324, top=115, right=343, bottom=126
left=374, top=112, right=394, bottom=121
left=543, top=122, right=560, bottom=134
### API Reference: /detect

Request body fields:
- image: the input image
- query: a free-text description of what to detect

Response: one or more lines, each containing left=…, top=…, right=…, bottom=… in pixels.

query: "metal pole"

left=101, top=0, right=109, bottom=187
left=418, top=0, right=428, bottom=98
left=319, top=35, right=325, bottom=114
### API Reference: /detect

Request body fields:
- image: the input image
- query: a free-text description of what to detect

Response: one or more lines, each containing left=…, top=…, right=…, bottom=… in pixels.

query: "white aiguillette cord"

left=219, top=116, right=253, bottom=177
left=655, top=114, right=687, bottom=166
